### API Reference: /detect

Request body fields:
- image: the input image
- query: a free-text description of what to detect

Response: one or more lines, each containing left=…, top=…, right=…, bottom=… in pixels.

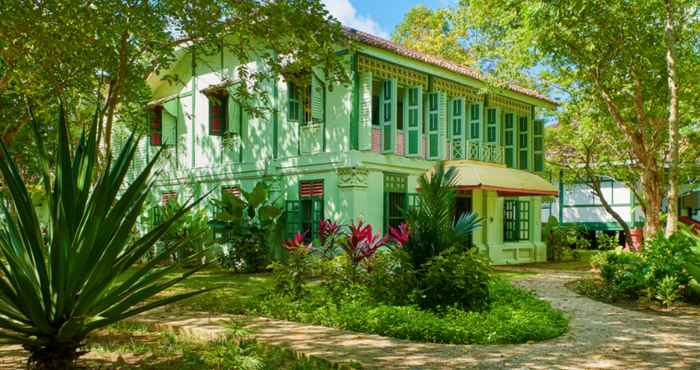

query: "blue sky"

left=322, top=0, right=456, bottom=38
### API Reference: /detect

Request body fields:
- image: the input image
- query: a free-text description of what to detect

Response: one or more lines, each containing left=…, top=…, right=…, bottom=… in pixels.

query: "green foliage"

left=212, top=182, right=283, bottom=272
left=590, top=232, right=695, bottom=305
left=392, top=5, right=475, bottom=66
left=655, top=275, right=682, bottom=309
left=416, top=249, right=492, bottom=311
left=363, top=250, right=417, bottom=306
left=250, top=279, right=567, bottom=345
left=598, top=250, right=647, bottom=298
left=596, top=232, right=620, bottom=250
left=404, top=161, right=482, bottom=269
left=0, top=108, right=209, bottom=369
left=159, top=201, right=216, bottom=266
left=542, top=216, right=590, bottom=262
left=270, top=247, right=320, bottom=299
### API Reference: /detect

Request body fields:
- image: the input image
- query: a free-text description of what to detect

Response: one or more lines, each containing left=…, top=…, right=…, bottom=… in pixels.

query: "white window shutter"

left=311, top=75, right=324, bottom=123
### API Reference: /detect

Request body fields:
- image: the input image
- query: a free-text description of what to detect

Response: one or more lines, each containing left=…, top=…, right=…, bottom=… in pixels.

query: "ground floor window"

left=285, top=180, right=324, bottom=242
left=504, top=199, right=530, bottom=242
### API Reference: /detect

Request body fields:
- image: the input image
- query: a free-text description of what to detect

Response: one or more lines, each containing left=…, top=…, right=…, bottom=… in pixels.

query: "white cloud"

left=322, top=0, right=389, bottom=38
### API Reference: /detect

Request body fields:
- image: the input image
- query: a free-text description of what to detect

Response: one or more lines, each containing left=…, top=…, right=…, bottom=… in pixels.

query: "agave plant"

left=0, top=107, right=210, bottom=369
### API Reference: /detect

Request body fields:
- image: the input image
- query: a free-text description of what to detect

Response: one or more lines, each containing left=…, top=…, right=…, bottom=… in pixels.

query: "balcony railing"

left=453, top=141, right=504, bottom=165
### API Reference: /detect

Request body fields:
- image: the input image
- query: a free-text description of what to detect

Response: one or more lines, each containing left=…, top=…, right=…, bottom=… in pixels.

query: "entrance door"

left=455, top=196, right=472, bottom=220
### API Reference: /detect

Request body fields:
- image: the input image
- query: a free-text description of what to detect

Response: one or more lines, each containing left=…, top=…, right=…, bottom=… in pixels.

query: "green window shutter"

left=227, top=95, right=241, bottom=134
left=533, top=119, right=545, bottom=172
left=486, top=108, right=497, bottom=144
left=427, top=92, right=440, bottom=159
left=311, top=198, right=322, bottom=238
left=518, top=116, right=529, bottom=170
left=380, top=79, right=397, bottom=153
left=161, top=99, right=178, bottom=146
left=284, top=200, right=302, bottom=239
left=504, top=113, right=515, bottom=168
left=358, top=72, right=373, bottom=150
left=311, top=75, right=324, bottom=124
left=406, top=86, right=422, bottom=156
left=469, top=103, right=481, bottom=141
left=451, top=98, right=465, bottom=159
left=287, top=82, right=300, bottom=122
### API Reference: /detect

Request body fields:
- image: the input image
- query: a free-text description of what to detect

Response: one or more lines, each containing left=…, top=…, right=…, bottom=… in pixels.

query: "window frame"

left=504, top=199, right=530, bottom=242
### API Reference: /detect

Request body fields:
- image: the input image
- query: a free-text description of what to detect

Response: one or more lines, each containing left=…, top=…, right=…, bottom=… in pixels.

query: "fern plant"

left=0, top=107, right=210, bottom=369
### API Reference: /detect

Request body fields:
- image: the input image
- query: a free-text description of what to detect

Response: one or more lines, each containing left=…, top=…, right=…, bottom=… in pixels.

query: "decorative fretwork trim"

left=358, top=54, right=428, bottom=89
left=488, top=94, right=532, bottom=116
left=433, top=77, right=482, bottom=102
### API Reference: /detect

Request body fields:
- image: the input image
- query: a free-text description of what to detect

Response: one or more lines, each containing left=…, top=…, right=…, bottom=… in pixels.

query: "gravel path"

left=149, top=271, right=700, bottom=369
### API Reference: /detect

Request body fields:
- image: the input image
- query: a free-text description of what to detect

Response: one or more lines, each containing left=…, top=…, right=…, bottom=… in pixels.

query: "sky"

left=321, top=0, right=455, bottom=39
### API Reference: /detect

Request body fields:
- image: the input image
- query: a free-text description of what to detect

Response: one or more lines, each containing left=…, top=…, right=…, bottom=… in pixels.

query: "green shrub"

left=655, top=275, right=681, bottom=308
left=270, top=245, right=320, bottom=299
left=641, top=233, right=693, bottom=289
left=249, top=279, right=567, bottom=345
left=364, top=250, right=418, bottom=305
left=542, top=216, right=590, bottom=261
left=596, top=232, right=620, bottom=250
left=599, top=250, right=646, bottom=297
left=416, top=248, right=491, bottom=311
left=159, top=202, right=216, bottom=266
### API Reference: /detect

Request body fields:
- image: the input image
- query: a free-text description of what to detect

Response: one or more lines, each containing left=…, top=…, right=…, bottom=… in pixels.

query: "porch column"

left=485, top=190, right=501, bottom=251
left=531, top=196, right=546, bottom=262
left=471, top=189, right=486, bottom=252
left=337, top=167, right=369, bottom=224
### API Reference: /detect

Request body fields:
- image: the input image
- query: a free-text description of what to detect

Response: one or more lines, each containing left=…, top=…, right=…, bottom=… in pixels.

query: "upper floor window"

left=470, top=104, right=480, bottom=140
left=206, top=91, right=228, bottom=136
left=288, top=75, right=324, bottom=125
left=533, top=119, right=545, bottom=172
left=149, top=105, right=163, bottom=146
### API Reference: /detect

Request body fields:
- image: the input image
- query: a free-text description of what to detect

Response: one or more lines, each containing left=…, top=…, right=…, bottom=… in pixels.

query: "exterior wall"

left=132, top=41, right=553, bottom=265
left=542, top=177, right=641, bottom=231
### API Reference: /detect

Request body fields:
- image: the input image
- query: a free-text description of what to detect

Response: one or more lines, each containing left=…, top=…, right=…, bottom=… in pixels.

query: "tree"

left=0, top=0, right=349, bottom=162
left=457, top=0, right=700, bottom=237
left=392, top=5, right=475, bottom=67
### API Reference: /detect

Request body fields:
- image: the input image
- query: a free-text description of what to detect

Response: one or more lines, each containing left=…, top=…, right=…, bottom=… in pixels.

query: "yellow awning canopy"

left=433, top=160, right=558, bottom=197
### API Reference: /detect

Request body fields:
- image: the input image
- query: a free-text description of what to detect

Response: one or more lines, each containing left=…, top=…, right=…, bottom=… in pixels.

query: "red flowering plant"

left=317, top=219, right=344, bottom=259
left=273, top=232, right=316, bottom=298
left=282, top=232, right=311, bottom=253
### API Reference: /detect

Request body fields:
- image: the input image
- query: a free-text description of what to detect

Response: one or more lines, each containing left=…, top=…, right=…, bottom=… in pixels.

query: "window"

left=371, top=95, right=380, bottom=126
left=161, top=191, right=177, bottom=206
left=470, top=104, right=480, bottom=140
left=381, top=79, right=395, bottom=152
left=533, top=119, right=544, bottom=172
left=504, top=113, right=515, bottom=168
left=207, top=92, right=228, bottom=136
left=149, top=106, right=163, bottom=146
left=451, top=98, right=464, bottom=159
left=504, top=200, right=530, bottom=242
left=300, top=180, right=324, bottom=242
left=383, top=173, right=408, bottom=231
left=222, top=186, right=241, bottom=198
left=519, top=116, right=529, bottom=170
left=486, top=108, right=497, bottom=143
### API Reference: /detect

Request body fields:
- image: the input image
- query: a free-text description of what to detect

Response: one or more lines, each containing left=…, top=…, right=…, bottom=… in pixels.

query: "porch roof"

left=439, top=160, right=559, bottom=197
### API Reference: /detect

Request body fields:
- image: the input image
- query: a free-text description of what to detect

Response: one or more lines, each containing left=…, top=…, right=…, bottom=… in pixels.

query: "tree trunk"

left=589, top=176, right=632, bottom=245
left=641, top=164, right=663, bottom=237
left=664, top=0, right=680, bottom=237
left=26, top=341, right=82, bottom=370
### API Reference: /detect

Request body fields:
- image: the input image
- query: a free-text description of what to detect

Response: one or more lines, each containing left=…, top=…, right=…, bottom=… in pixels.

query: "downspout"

left=191, top=47, right=197, bottom=169
left=559, top=169, right=564, bottom=222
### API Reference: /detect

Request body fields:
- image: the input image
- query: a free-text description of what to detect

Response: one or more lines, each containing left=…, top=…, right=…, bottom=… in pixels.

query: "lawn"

left=153, top=267, right=568, bottom=346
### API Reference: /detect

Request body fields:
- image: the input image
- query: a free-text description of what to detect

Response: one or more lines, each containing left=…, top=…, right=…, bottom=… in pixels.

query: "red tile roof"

left=342, top=27, right=557, bottom=107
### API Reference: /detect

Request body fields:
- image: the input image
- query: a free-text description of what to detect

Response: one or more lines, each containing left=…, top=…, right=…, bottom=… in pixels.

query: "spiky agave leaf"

left=0, top=104, right=213, bottom=368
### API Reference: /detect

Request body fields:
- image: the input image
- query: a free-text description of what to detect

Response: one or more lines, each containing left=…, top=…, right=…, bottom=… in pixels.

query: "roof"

left=343, top=27, right=557, bottom=107
left=427, top=160, right=559, bottom=197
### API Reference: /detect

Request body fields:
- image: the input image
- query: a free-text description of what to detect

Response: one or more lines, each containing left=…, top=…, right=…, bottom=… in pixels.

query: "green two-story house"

left=132, top=27, right=558, bottom=265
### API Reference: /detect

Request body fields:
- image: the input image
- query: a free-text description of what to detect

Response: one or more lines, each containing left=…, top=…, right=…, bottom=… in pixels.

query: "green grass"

left=87, top=321, right=362, bottom=369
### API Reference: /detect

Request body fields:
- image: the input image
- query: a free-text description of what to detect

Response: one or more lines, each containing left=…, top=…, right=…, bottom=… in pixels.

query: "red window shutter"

left=150, top=106, right=163, bottom=146
left=222, top=186, right=241, bottom=198
left=208, top=93, right=227, bottom=136
left=161, top=191, right=177, bottom=206
left=300, top=180, right=323, bottom=198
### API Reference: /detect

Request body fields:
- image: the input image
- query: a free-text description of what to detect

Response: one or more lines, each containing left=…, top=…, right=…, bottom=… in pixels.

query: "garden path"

left=145, top=271, right=700, bottom=369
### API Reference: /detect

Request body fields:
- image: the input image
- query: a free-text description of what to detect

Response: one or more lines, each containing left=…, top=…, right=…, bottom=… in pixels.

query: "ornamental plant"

left=0, top=107, right=210, bottom=369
